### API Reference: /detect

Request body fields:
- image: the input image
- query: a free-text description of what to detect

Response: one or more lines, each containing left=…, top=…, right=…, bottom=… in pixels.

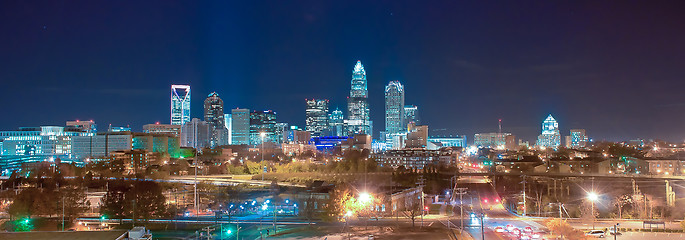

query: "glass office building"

left=171, top=85, right=191, bottom=125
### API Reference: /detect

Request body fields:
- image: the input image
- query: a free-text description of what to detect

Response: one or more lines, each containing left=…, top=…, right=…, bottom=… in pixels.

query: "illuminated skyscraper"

left=536, top=114, right=561, bottom=148
left=569, top=129, right=588, bottom=149
left=385, top=81, right=405, bottom=135
left=329, top=108, right=345, bottom=137
left=404, top=105, right=420, bottom=127
left=204, top=92, right=228, bottom=147
left=347, top=60, right=371, bottom=136
left=305, top=99, right=329, bottom=137
left=171, top=85, right=191, bottom=125
left=249, top=110, right=277, bottom=145
left=231, top=108, right=250, bottom=145
left=224, top=113, right=232, bottom=144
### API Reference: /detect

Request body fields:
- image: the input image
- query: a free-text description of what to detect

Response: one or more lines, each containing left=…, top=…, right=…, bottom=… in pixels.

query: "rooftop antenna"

left=498, top=119, right=502, bottom=135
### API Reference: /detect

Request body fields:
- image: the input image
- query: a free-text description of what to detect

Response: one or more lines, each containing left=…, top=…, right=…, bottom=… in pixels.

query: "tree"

left=127, top=181, right=167, bottom=221
left=546, top=218, right=586, bottom=240
left=59, top=186, right=89, bottom=222
left=405, top=200, right=422, bottom=228
left=101, top=180, right=168, bottom=222
left=614, top=194, right=632, bottom=219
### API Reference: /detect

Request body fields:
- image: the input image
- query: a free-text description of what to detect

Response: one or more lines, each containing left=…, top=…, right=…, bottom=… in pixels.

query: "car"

left=495, top=226, right=504, bottom=233
left=506, top=224, right=515, bottom=232
left=585, top=230, right=606, bottom=238
left=524, top=227, right=533, bottom=234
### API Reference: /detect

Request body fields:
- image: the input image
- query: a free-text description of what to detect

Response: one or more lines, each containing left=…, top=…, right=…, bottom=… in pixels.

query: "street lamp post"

left=260, top=132, right=266, bottom=181
left=587, top=192, right=599, bottom=230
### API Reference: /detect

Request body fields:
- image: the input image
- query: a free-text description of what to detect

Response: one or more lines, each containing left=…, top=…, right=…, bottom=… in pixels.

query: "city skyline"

left=1, top=1, right=685, bottom=142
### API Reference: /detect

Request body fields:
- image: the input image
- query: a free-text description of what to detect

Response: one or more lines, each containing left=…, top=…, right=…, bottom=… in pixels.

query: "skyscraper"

left=224, top=113, right=232, bottom=145
left=204, top=92, right=228, bottom=147
left=347, top=60, right=371, bottom=136
left=536, top=114, right=561, bottom=148
left=329, top=108, right=345, bottom=137
left=180, top=118, right=211, bottom=149
left=249, top=110, right=277, bottom=145
left=171, top=85, right=191, bottom=125
left=385, top=81, right=405, bottom=135
left=404, top=105, right=420, bottom=127
left=569, top=129, right=588, bottom=149
left=231, top=108, right=250, bottom=145
left=305, top=99, right=329, bottom=137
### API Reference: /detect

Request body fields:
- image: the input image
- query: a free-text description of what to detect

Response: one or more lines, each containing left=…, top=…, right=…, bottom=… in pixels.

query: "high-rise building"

left=569, top=129, right=588, bottom=149
left=474, top=133, right=512, bottom=149
left=404, top=105, right=420, bottom=127
left=347, top=60, right=371, bottom=136
left=385, top=81, right=405, bottom=135
left=180, top=118, right=211, bottom=149
left=249, top=110, right=277, bottom=145
left=329, top=108, right=345, bottom=137
left=171, top=85, right=191, bottom=125
left=305, top=99, right=330, bottom=137
left=231, top=108, right=250, bottom=145
left=204, top=92, right=228, bottom=147
left=275, top=123, right=289, bottom=144
left=224, top=113, right=232, bottom=144
left=536, top=114, right=561, bottom=148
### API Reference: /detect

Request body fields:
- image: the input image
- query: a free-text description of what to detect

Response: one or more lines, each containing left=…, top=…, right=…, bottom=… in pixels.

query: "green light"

left=226, top=229, right=232, bottom=235
left=101, top=215, right=106, bottom=220
left=24, top=219, right=29, bottom=224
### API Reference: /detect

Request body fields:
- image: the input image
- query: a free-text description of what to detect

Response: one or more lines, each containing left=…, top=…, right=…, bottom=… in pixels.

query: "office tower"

left=347, top=60, right=371, bottom=136
left=204, top=92, right=228, bottom=147
left=66, top=120, right=97, bottom=133
left=473, top=133, right=512, bottom=149
left=249, top=110, right=277, bottom=146
left=569, top=129, right=588, bottom=149
left=180, top=118, right=211, bottom=149
left=231, top=108, right=250, bottom=145
left=404, top=105, right=420, bottom=127
left=329, top=108, right=345, bottom=137
left=224, top=113, right=232, bottom=144
left=171, top=85, right=191, bottom=125
left=275, top=123, right=289, bottom=144
left=305, top=99, right=330, bottom=137
left=536, top=114, right=561, bottom=148
left=385, top=81, right=405, bottom=135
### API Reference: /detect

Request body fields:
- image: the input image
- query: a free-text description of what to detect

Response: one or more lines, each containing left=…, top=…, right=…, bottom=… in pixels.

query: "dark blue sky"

left=1, top=1, right=685, bottom=142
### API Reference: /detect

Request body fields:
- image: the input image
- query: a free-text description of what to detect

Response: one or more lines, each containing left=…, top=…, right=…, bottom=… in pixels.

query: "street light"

left=587, top=192, right=599, bottom=229
left=260, top=132, right=266, bottom=181
left=359, top=192, right=372, bottom=204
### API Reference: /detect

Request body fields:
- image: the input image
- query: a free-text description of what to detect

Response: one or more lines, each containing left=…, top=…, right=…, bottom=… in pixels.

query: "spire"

left=354, top=60, right=365, bottom=74
left=545, top=114, right=555, bottom=121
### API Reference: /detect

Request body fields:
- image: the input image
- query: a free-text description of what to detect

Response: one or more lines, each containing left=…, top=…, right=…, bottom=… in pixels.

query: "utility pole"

left=62, top=196, right=65, bottom=231
left=455, top=188, right=467, bottom=233
left=480, top=213, right=485, bottom=240
left=194, top=153, right=198, bottom=219
left=522, top=175, right=527, bottom=217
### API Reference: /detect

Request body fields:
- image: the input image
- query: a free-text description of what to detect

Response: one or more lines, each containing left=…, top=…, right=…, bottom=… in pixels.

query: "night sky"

left=2, top=1, right=685, bottom=143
